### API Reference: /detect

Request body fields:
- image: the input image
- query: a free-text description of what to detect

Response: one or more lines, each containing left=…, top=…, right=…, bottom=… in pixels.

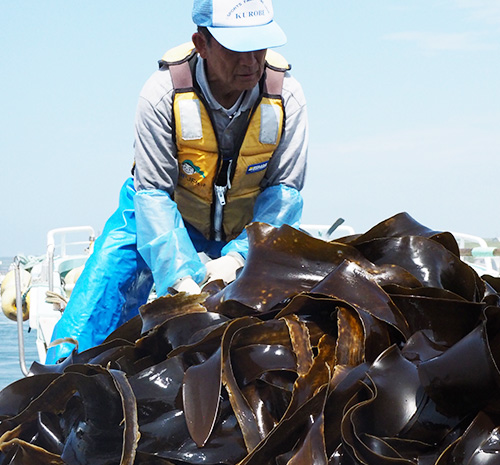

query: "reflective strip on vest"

left=178, top=99, right=203, bottom=140
left=260, top=103, right=281, bottom=145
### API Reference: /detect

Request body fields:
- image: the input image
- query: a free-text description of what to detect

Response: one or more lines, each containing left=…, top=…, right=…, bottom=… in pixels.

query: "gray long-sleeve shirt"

left=133, top=53, right=308, bottom=196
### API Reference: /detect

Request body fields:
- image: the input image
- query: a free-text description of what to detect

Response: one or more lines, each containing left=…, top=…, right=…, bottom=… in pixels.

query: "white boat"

left=2, top=226, right=95, bottom=372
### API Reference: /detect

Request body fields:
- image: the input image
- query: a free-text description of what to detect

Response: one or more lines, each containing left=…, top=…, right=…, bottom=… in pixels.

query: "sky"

left=1, top=0, right=499, bottom=258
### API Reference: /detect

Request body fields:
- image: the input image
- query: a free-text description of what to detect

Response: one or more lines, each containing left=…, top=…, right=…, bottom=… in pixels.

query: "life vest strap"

left=264, top=68, right=285, bottom=97
left=169, top=60, right=194, bottom=90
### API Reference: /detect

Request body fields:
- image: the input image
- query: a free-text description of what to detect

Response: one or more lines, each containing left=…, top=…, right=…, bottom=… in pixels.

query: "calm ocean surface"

left=0, top=319, right=39, bottom=391
left=0, top=256, right=39, bottom=391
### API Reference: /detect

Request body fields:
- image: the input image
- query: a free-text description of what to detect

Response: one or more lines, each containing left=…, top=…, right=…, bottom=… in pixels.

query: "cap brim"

left=207, top=20, right=287, bottom=52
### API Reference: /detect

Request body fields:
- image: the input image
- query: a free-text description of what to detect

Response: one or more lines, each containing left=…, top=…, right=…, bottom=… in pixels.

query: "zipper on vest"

left=213, top=160, right=232, bottom=241
left=212, top=101, right=262, bottom=241
left=189, top=78, right=263, bottom=241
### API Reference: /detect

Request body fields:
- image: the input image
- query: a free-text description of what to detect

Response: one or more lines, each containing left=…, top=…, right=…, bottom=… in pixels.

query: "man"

left=46, top=0, right=308, bottom=364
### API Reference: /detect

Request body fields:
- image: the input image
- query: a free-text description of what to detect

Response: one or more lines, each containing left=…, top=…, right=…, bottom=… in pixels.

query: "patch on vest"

left=182, top=160, right=206, bottom=178
left=246, top=161, right=269, bottom=174
left=260, top=103, right=280, bottom=144
left=179, top=99, right=203, bottom=140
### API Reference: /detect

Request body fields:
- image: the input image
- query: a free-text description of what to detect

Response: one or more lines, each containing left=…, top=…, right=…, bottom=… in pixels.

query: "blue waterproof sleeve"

left=46, top=178, right=154, bottom=364
left=134, top=190, right=206, bottom=296
left=221, top=184, right=304, bottom=259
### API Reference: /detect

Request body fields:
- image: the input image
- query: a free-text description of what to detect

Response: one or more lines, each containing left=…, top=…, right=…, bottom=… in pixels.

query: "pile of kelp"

left=1, top=212, right=500, bottom=465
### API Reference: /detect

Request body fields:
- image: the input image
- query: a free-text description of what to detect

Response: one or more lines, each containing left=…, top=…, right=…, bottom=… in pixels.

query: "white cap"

left=192, top=0, right=287, bottom=52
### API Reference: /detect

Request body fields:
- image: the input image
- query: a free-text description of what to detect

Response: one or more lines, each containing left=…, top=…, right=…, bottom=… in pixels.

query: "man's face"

left=193, top=31, right=267, bottom=103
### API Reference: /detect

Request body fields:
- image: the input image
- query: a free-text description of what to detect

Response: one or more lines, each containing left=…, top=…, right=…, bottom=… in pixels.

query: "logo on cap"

left=213, top=0, right=274, bottom=27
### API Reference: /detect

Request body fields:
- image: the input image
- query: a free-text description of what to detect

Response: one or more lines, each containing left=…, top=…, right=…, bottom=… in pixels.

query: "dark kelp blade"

left=0, top=368, right=130, bottom=465
left=312, top=260, right=410, bottom=340
left=231, top=319, right=293, bottom=349
left=435, top=411, right=499, bottom=465
left=60, top=367, right=135, bottom=465
left=109, top=369, right=139, bottom=465
left=237, top=384, right=330, bottom=465
left=341, top=376, right=412, bottom=465
left=134, top=409, right=189, bottom=455
left=355, top=307, right=394, bottom=364
left=366, top=263, right=423, bottom=289
left=140, top=293, right=208, bottom=334
left=0, top=373, right=59, bottom=419
left=286, top=412, right=328, bottom=465
left=162, top=312, right=229, bottom=350
left=351, top=346, right=421, bottom=438
left=183, top=347, right=222, bottom=447
left=240, top=330, right=333, bottom=457
left=346, top=212, right=460, bottom=256
left=0, top=372, right=81, bottom=439
left=103, top=314, right=144, bottom=345
left=283, top=314, right=314, bottom=376
left=145, top=401, right=247, bottom=464
left=323, top=363, right=370, bottom=458
left=29, top=338, right=137, bottom=376
left=418, top=306, right=500, bottom=416
left=335, top=304, right=365, bottom=367
left=231, top=344, right=297, bottom=387
left=401, top=330, right=448, bottom=364
left=205, top=223, right=369, bottom=315
left=391, top=294, right=484, bottom=347
left=354, top=235, right=483, bottom=301
left=134, top=451, right=177, bottom=464
left=128, top=356, right=186, bottom=438
left=220, top=317, right=264, bottom=452
left=286, top=339, right=332, bottom=415
left=0, top=439, right=65, bottom=464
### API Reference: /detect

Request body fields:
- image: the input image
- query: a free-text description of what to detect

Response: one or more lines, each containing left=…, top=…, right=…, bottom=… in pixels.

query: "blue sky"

left=1, top=0, right=499, bottom=257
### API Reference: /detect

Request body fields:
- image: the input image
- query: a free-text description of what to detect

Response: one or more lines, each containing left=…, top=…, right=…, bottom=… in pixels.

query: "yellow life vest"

left=160, top=43, right=289, bottom=241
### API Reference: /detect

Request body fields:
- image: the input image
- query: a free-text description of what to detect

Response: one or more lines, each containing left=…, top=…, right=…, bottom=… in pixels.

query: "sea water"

left=0, top=256, right=40, bottom=391
left=0, top=319, right=39, bottom=391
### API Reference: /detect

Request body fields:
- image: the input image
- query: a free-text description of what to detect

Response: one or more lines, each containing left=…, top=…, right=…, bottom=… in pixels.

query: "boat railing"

left=15, top=226, right=97, bottom=367
left=14, top=256, right=29, bottom=376
left=301, top=219, right=356, bottom=241
left=46, top=226, right=96, bottom=292
left=452, top=232, right=500, bottom=277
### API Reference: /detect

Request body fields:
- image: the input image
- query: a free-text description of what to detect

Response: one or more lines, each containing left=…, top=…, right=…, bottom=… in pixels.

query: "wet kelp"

left=1, top=212, right=500, bottom=465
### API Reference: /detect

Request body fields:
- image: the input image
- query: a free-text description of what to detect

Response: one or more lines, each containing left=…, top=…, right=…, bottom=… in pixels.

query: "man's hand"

left=204, top=252, right=245, bottom=285
left=172, top=276, right=201, bottom=294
